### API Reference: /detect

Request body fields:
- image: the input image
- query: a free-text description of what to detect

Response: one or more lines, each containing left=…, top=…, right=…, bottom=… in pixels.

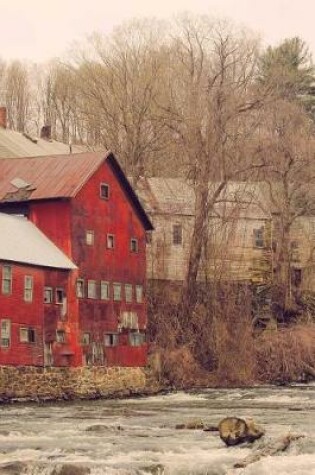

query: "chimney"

left=0, top=107, right=7, bottom=129
left=40, top=125, right=52, bottom=141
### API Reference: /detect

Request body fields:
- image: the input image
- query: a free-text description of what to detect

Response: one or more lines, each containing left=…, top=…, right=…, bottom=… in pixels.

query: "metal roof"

left=0, top=213, right=76, bottom=270
left=137, top=178, right=270, bottom=219
left=0, top=151, right=153, bottom=231
left=0, top=127, right=85, bottom=159
left=0, top=152, right=107, bottom=200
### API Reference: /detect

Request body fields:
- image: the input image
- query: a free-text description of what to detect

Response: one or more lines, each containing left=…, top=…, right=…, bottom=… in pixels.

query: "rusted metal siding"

left=0, top=152, right=106, bottom=200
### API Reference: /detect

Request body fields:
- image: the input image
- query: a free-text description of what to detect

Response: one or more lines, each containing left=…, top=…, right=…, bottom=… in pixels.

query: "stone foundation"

left=0, top=366, right=148, bottom=402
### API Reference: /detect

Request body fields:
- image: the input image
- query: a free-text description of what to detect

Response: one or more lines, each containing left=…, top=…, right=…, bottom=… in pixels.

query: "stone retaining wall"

left=0, top=366, right=148, bottom=402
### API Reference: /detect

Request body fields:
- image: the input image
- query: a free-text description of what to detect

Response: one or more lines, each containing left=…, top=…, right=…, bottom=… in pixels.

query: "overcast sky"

left=1, top=0, right=315, bottom=62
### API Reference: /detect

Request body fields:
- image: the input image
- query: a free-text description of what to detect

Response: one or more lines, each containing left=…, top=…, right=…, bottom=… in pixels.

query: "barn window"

left=172, top=224, right=183, bottom=245
left=82, top=333, right=90, bottom=345
left=56, top=330, right=66, bottom=343
left=56, top=288, right=65, bottom=304
left=2, top=265, right=12, bottom=295
left=253, top=227, right=265, bottom=248
left=87, top=280, right=97, bottom=299
left=19, top=327, right=35, bottom=343
left=104, top=333, right=119, bottom=347
left=129, top=331, right=146, bottom=347
left=100, top=183, right=110, bottom=200
left=125, top=284, right=133, bottom=302
left=100, top=281, right=110, bottom=300
left=135, top=285, right=143, bottom=303
left=130, top=238, right=138, bottom=253
left=44, top=287, right=53, bottom=303
left=0, top=319, right=11, bottom=347
left=86, top=230, right=94, bottom=246
left=107, top=234, right=115, bottom=249
left=76, top=279, right=85, bottom=298
left=44, top=343, right=53, bottom=366
left=113, top=283, right=122, bottom=301
left=24, top=276, right=33, bottom=302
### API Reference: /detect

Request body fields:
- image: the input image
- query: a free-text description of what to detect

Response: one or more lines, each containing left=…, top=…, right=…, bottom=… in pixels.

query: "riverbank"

left=0, top=366, right=155, bottom=404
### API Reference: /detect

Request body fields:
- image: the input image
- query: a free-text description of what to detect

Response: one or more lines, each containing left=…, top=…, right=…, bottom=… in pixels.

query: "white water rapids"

left=0, top=385, right=314, bottom=474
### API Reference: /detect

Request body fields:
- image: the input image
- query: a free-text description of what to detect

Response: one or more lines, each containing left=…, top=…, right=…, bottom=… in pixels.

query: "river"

left=0, top=385, right=314, bottom=474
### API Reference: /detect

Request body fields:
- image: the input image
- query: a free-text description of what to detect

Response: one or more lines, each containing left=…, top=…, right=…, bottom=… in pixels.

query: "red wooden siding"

left=71, top=161, right=147, bottom=366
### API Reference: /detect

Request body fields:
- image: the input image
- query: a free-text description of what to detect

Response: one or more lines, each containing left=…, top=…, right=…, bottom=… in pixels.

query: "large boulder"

left=218, top=417, right=265, bottom=446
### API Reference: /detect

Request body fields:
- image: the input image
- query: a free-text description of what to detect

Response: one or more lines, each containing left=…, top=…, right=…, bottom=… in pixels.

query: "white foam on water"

left=231, top=453, right=315, bottom=475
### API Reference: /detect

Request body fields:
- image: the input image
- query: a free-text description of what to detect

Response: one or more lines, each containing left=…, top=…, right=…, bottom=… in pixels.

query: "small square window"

left=86, top=230, right=95, bottom=246
left=82, top=332, right=90, bottom=345
left=100, top=281, right=110, bottom=300
left=113, top=283, right=122, bottom=301
left=56, top=288, right=65, bottom=304
left=87, top=280, right=97, bottom=299
left=104, top=333, right=119, bottom=347
left=100, top=183, right=110, bottom=200
left=20, top=327, right=35, bottom=343
left=135, top=285, right=143, bottom=303
left=172, top=224, right=183, bottom=246
left=24, top=276, right=33, bottom=302
left=125, top=284, right=133, bottom=302
left=130, top=238, right=138, bottom=253
left=76, top=279, right=85, bottom=298
left=56, top=330, right=66, bottom=343
left=253, top=227, right=265, bottom=248
left=44, top=287, right=53, bottom=304
left=107, top=234, right=115, bottom=249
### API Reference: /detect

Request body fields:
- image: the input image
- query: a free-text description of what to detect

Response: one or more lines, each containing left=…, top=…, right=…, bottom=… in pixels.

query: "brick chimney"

left=0, top=107, right=7, bottom=129
left=40, top=125, right=52, bottom=140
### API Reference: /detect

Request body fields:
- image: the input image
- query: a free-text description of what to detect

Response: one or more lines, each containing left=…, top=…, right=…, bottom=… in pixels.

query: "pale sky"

left=1, top=0, right=315, bottom=62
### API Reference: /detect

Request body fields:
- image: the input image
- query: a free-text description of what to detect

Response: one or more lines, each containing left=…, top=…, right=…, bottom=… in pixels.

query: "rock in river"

left=218, top=416, right=265, bottom=446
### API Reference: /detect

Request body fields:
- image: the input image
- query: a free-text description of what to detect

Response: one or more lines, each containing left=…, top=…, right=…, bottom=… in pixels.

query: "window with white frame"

left=104, top=333, right=119, bottom=347
left=44, top=287, right=53, bottom=304
left=56, top=329, right=66, bottom=343
left=2, top=265, right=12, bottom=295
left=0, top=319, right=11, bottom=347
left=76, top=279, right=85, bottom=298
left=107, top=234, right=115, bottom=249
left=135, top=285, right=143, bottom=303
left=125, top=284, right=133, bottom=302
left=172, top=224, right=183, bottom=246
left=129, top=331, right=146, bottom=346
left=20, top=327, right=36, bottom=343
left=100, top=281, right=110, bottom=300
left=130, top=238, right=138, bottom=253
left=24, top=276, right=33, bottom=302
left=113, top=283, right=122, bottom=301
left=87, top=280, right=97, bottom=299
left=86, top=230, right=95, bottom=246
left=100, top=183, right=110, bottom=200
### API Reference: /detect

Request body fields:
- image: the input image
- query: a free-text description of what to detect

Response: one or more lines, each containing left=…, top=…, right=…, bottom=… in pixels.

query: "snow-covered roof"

left=0, top=213, right=76, bottom=270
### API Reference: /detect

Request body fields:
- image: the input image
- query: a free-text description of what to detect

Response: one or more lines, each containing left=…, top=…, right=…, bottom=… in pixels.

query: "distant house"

left=137, top=178, right=315, bottom=292
left=0, top=152, right=153, bottom=367
left=0, top=106, right=84, bottom=158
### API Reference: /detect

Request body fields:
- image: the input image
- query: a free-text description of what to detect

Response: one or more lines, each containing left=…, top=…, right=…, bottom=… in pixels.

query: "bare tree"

left=4, top=61, right=30, bottom=132
left=157, top=16, right=265, bottom=321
